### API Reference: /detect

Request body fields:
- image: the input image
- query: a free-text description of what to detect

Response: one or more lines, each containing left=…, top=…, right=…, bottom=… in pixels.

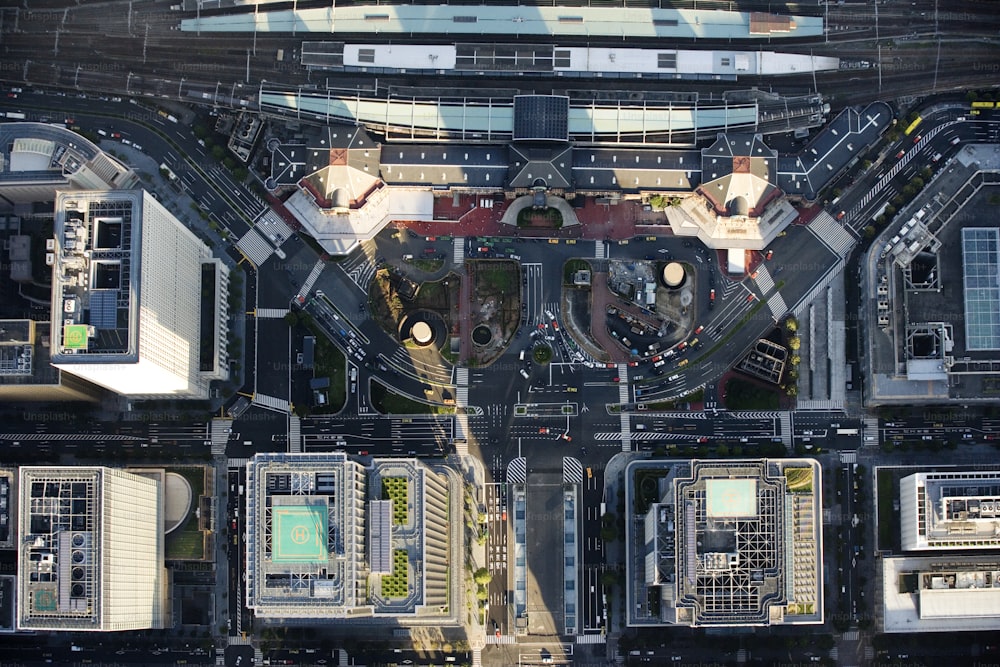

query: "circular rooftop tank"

left=411, top=321, right=434, bottom=346
left=662, top=262, right=686, bottom=288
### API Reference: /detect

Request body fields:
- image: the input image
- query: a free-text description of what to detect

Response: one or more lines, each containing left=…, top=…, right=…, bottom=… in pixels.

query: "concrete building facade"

left=17, top=466, right=169, bottom=632
left=48, top=190, right=229, bottom=399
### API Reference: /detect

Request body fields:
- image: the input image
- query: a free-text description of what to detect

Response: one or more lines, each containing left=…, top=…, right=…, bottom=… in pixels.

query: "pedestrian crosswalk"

left=256, top=308, right=288, bottom=319
left=840, top=450, right=858, bottom=464
left=211, top=419, right=232, bottom=456
left=753, top=265, right=789, bottom=320
left=618, top=364, right=629, bottom=404
left=563, top=457, right=584, bottom=484
left=864, top=417, right=879, bottom=445
left=808, top=211, right=857, bottom=257
left=252, top=393, right=290, bottom=412
left=300, top=259, right=326, bottom=296
left=778, top=412, right=792, bottom=448
left=595, top=240, right=607, bottom=259
left=620, top=413, right=631, bottom=452
left=255, top=209, right=293, bottom=243
left=842, top=630, right=860, bottom=641
left=288, top=416, right=301, bottom=453
left=237, top=227, right=275, bottom=266
left=454, top=237, right=465, bottom=264
left=342, top=242, right=379, bottom=292
left=471, top=648, right=483, bottom=667
left=484, top=634, right=516, bottom=645
left=575, top=634, right=606, bottom=644
left=453, top=367, right=469, bottom=454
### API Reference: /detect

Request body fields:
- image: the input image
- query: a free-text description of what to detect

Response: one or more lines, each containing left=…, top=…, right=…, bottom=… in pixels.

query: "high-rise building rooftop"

left=48, top=190, right=229, bottom=398
left=17, top=466, right=169, bottom=632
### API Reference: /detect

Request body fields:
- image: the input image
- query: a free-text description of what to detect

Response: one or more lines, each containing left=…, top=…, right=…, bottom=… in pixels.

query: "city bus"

left=903, top=116, right=923, bottom=136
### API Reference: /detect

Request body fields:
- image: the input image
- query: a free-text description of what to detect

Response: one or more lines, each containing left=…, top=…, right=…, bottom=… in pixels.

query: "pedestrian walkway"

left=288, top=415, right=301, bottom=453
left=237, top=227, right=276, bottom=266
left=575, top=634, right=606, bottom=644
left=753, top=265, right=789, bottom=320
left=257, top=208, right=294, bottom=242
left=454, top=367, right=470, bottom=454
left=300, top=258, right=326, bottom=295
left=619, top=413, right=631, bottom=452
left=840, top=450, right=858, bottom=464
left=210, top=419, right=232, bottom=456
left=252, top=393, right=290, bottom=412
left=453, top=237, right=465, bottom=264
left=863, top=417, right=880, bottom=445
left=484, top=634, right=516, bottom=645
left=778, top=411, right=792, bottom=449
left=617, top=364, right=629, bottom=404
left=807, top=211, right=857, bottom=257
left=256, top=308, right=288, bottom=318
left=594, top=240, right=607, bottom=259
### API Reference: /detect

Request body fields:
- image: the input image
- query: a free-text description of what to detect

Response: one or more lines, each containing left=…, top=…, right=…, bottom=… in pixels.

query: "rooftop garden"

left=382, top=477, right=410, bottom=526
left=784, top=467, right=814, bottom=494
left=380, top=549, right=410, bottom=599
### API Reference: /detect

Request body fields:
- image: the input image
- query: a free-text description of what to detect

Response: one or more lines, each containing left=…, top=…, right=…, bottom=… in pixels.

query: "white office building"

left=17, top=466, right=169, bottom=631
left=49, top=190, right=229, bottom=398
left=900, top=471, right=1000, bottom=551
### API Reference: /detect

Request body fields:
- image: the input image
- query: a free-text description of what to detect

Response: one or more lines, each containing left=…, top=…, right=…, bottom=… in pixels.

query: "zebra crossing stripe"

left=507, top=457, right=527, bottom=485
left=453, top=238, right=465, bottom=264
left=563, top=457, right=584, bottom=484
left=594, top=241, right=606, bottom=259
left=237, top=228, right=275, bottom=265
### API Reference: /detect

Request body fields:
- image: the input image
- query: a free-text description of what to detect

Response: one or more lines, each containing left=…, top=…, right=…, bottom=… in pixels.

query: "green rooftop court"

left=271, top=503, right=329, bottom=564
left=380, top=549, right=410, bottom=599
left=382, top=477, right=409, bottom=526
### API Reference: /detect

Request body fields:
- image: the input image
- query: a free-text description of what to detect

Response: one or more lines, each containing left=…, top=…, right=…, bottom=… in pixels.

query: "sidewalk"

left=404, top=193, right=656, bottom=242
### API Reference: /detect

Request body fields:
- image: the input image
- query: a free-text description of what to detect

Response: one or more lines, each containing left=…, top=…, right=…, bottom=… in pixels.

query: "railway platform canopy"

left=259, top=86, right=825, bottom=145
left=181, top=5, right=824, bottom=40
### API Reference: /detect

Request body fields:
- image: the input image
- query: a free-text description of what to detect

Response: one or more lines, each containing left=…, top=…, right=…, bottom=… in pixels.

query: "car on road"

left=896, top=149, right=906, bottom=159
left=912, top=134, right=922, bottom=144
left=694, top=325, right=704, bottom=334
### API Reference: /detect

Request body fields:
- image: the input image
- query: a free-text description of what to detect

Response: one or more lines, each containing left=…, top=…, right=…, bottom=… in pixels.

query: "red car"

left=747, top=293, right=756, bottom=302
left=912, top=134, right=922, bottom=144
left=896, top=150, right=906, bottom=159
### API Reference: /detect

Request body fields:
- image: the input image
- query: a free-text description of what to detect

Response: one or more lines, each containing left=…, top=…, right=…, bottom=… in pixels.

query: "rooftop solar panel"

left=962, top=227, right=1000, bottom=351
left=88, top=289, right=118, bottom=330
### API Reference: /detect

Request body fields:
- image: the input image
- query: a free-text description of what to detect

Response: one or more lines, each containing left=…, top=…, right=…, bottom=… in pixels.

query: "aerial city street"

left=0, top=0, right=999, bottom=665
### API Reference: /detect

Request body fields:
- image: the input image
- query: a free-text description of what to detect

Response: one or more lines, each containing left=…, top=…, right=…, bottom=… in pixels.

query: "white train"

left=328, top=43, right=840, bottom=80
